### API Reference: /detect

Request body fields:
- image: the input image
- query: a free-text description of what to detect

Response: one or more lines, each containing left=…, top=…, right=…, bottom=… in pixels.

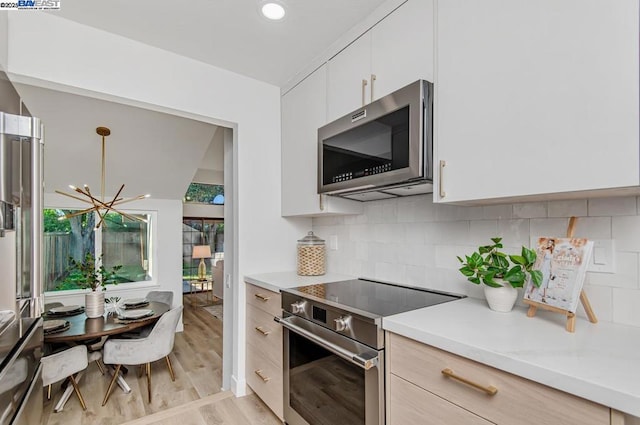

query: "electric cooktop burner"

left=285, top=278, right=464, bottom=319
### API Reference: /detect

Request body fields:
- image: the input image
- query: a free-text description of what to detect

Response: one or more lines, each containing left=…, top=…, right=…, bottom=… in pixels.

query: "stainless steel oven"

left=278, top=279, right=464, bottom=425
left=278, top=314, right=383, bottom=425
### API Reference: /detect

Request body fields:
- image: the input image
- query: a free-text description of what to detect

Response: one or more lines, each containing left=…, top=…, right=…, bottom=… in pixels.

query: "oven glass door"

left=280, top=315, right=382, bottom=425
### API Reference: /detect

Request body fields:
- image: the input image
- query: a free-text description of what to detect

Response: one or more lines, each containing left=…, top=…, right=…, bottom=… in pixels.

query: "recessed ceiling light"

left=261, top=2, right=285, bottom=20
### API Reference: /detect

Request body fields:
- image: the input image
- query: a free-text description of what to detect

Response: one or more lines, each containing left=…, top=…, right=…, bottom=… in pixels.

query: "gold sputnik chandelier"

left=55, top=126, right=150, bottom=229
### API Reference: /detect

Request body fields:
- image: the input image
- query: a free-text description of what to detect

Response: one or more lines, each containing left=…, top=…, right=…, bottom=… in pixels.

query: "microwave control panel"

left=332, top=163, right=392, bottom=183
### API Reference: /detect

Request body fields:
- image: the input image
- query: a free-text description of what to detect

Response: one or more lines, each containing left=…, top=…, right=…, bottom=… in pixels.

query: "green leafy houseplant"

left=68, top=252, right=122, bottom=291
left=457, top=238, right=543, bottom=288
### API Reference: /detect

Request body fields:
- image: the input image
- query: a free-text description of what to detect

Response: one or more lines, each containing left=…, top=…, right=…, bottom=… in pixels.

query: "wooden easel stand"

left=523, top=216, right=598, bottom=333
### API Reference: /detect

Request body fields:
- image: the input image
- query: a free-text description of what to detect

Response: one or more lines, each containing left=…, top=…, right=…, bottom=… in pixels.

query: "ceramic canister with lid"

left=296, top=231, right=325, bottom=276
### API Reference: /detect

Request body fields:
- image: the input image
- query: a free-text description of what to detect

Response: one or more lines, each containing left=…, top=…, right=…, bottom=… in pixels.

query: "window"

left=184, top=183, right=224, bottom=205
left=182, top=218, right=224, bottom=280
left=44, top=209, right=152, bottom=292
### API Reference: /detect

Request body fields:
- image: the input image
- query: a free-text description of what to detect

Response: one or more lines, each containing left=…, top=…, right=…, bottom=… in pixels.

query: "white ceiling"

left=15, top=84, right=219, bottom=200
left=49, top=0, right=390, bottom=87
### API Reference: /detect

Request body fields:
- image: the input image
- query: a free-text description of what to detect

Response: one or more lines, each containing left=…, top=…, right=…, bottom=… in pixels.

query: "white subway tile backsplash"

left=374, top=261, right=405, bottom=282
left=586, top=252, right=638, bottom=289
left=397, top=243, right=435, bottom=267
left=513, top=202, right=547, bottom=218
left=578, top=285, right=613, bottom=323
left=612, top=216, right=640, bottom=252
left=426, top=221, right=470, bottom=245
left=589, top=197, right=637, bottom=217
left=483, top=204, right=513, bottom=220
left=497, top=219, right=530, bottom=247
left=548, top=199, right=588, bottom=218
left=403, top=223, right=427, bottom=245
left=571, top=217, right=611, bottom=239
left=612, top=288, right=640, bottom=327
left=313, top=194, right=640, bottom=327
left=469, top=220, right=499, bottom=245
left=529, top=218, right=569, bottom=240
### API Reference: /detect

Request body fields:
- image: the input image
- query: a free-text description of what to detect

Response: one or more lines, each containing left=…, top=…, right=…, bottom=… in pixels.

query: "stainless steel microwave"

left=318, top=79, right=433, bottom=201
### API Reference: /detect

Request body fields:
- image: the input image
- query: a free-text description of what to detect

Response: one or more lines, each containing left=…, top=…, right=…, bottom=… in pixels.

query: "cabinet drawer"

left=246, top=340, right=283, bottom=420
left=246, top=283, right=281, bottom=317
left=388, top=333, right=609, bottom=425
left=246, top=303, right=282, bottom=367
left=389, top=374, right=491, bottom=425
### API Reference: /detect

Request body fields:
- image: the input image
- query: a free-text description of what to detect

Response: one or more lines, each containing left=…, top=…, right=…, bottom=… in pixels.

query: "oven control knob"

left=334, top=316, right=350, bottom=332
left=291, top=301, right=306, bottom=314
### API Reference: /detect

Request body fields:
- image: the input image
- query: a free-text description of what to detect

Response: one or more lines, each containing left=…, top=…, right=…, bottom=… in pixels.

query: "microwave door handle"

left=275, top=316, right=378, bottom=370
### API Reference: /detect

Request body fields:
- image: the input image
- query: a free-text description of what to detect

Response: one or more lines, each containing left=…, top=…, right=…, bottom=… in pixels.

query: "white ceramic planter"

left=85, top=291, right=105, bottom=318
left=483, top=280, right=518, bottom=312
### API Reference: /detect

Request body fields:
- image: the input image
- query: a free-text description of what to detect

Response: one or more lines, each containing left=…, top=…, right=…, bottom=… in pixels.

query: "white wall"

left=6, top=12, right=310, bottom=395
left=183, top=203, right=224, bottom=219
left=313, top=195, right=640, bottom=328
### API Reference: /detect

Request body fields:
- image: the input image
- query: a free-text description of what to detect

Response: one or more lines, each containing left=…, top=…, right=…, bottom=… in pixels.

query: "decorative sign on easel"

left=522, top=217, right=598, bottom=332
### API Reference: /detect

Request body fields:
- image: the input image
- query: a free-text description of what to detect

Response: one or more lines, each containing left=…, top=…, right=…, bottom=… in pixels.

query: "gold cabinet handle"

left=254, top=293, right=270, bottom=302
left=439, top=160, right=446, bottom=198
left=319, top=194, right=325, bottom=211
left=254, top=369, right=271, bottom=382
left=370, top=74, right=376, bottom=101
left=255, top=326, right=270, bottom=336
left=441, top=368, right=497, bottom=396
left=361, top=79, right=368, bottom=106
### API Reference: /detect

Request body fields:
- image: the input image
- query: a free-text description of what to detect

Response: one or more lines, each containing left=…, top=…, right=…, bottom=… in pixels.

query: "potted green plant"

left=68, top=253, right=122, bottom=318
left=457, top=238, right=542, bottom=312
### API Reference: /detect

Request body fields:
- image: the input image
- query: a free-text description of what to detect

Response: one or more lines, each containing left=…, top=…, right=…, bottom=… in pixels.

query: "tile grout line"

left=119, top=390, right=234, bottom=425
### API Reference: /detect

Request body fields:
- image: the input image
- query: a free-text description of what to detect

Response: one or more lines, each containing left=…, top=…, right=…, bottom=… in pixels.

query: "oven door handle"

left=275, top=316, right=378, bottom=370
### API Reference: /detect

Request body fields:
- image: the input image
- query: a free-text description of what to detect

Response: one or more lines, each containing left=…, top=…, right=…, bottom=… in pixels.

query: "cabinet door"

left=371, top=0, right=434, bottom=101
left=434, top=0, right=639, bottom=203
left=281, top=65, right=363, bottom=217
left=326, top=33, right=372, bottom=123
left=389, top=374, right=492, bottom=425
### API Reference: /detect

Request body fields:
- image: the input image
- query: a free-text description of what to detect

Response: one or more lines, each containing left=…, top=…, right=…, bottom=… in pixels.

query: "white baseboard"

left=231, top=375, right=248, bottom=397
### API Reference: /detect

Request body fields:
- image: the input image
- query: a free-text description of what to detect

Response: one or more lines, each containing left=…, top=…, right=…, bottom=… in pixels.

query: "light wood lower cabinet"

left=245, top=283, right=283, bottom=420
left=387, top=332, right=610, bottom=425
left=389, top=374, right=491, bottom=425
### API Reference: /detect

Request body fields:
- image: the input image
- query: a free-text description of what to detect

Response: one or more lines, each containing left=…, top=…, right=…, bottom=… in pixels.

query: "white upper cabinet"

left=434, top=0, right=640, bottom=203
left=281, top=65, right=363, bottom=217
left=327, top=0, right=434, bottom=123
left=326, top=34, right=372, bottom=123
left=371, top=0, right=434, bottom=102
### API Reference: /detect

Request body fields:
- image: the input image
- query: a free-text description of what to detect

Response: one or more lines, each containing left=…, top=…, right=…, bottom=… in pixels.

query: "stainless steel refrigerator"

left=0, top=71, right=45, bottom=425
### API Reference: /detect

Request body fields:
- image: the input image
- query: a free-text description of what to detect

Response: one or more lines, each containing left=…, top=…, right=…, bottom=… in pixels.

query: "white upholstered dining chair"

left=101, top=305, right=183, bottom=405
left=41, top=345, right=89, bottom=411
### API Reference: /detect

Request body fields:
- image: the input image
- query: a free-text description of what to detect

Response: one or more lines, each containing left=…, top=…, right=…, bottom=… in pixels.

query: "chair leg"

left=138, top=364, right=145, bottom=378
left=95, top=359, right=106, bottom=375
left=102, top=364, right=121, bottom=406
left=69, top=374, right=87, bottom=411
left=47, top=384, right=51, bottom=400
left=165, top=355, right=175, bottom=382
left=145, top=363, right=152, bottom=403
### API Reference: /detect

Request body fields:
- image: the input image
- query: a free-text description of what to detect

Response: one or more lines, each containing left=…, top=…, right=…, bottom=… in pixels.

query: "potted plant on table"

left=68, top=253, right=122, bottom=318
left=457, top=238, right=542, bottom=312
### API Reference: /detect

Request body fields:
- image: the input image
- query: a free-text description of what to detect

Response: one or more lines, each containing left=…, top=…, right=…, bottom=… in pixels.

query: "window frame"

left=43, top=207, right=158, bottom=296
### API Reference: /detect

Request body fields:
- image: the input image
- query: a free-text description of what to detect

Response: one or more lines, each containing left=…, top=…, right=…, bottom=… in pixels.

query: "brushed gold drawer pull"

left=254, top=293, right=270, bottom=302
left=255, top=326, right=270, bottom=336
left=254, top=369, right=271, bottom=382
left=441, top=368, right=498, bottom=396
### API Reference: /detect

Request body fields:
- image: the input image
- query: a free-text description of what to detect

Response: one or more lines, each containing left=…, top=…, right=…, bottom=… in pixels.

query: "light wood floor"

left=43, top=294, right=281, bottom=425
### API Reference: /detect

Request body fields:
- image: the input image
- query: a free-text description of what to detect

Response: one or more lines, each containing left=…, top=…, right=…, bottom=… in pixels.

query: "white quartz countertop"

left=244, top=271, right=355, bottom=293
left=383, top=297, right=640, bottom=417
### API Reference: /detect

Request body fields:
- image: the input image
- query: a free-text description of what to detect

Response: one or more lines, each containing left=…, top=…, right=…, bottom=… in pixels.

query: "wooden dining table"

left=43, top=301, right=170, bottom=343
left=43, top=301, right=170, bottom=412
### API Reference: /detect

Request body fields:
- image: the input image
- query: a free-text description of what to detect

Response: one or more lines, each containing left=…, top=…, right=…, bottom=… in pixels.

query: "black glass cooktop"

left=285, top=278, right=464, bottom=318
